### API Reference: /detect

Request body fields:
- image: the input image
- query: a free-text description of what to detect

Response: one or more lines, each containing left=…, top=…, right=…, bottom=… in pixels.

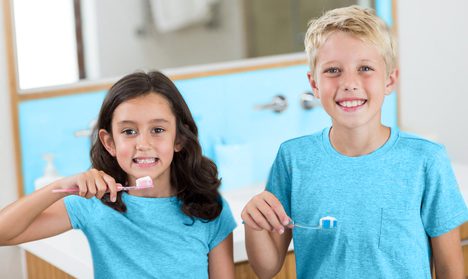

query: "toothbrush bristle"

left=135, top=176, right=153, bottom=188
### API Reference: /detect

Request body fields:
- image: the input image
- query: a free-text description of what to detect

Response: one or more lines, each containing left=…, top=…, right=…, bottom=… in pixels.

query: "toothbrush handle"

left=52, top=183, right=125, bottom=193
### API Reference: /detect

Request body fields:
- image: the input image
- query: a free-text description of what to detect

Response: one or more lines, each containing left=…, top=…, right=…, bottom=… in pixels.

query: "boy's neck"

left=329, top=124, right=391, bottom=157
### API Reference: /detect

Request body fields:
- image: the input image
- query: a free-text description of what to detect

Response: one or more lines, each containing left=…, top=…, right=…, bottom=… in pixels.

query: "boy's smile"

left=335, top=98, right=367, bottom=112
left=308, top=31, right=397, bottom=130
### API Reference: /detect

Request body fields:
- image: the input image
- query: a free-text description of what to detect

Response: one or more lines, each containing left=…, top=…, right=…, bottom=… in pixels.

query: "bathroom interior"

left=0, top=0, right=467, bottom=278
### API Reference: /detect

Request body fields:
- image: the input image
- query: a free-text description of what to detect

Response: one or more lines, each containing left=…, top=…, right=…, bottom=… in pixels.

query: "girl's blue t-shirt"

left=64, top=192, right=236, bottom=278
left=267, top=127, right=468, bottom=278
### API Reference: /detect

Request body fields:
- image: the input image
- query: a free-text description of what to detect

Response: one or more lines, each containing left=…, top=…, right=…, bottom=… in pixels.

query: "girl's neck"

left=329, top=123, right=390, bottom=157
left=128, top=175, right=176, bottom=198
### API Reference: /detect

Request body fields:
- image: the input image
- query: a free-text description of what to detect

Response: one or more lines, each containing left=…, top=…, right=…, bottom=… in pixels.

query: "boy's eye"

left=324, top=67, right=340, bottom=74
left=122, top=129, right=137, bottom=135
left=359, top=66, right=374, bottom=72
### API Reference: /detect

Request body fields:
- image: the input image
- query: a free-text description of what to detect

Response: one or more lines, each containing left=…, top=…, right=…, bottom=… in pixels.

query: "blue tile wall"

left=19, top=64, right=397, bottom=194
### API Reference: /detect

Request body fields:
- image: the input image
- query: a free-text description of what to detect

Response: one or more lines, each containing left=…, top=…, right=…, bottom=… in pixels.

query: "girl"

left=0, top=71, right=236, bottom=278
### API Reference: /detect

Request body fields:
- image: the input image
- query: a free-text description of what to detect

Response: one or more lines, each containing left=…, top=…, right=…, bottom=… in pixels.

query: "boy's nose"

left=341, top=73, right=360, bottom=92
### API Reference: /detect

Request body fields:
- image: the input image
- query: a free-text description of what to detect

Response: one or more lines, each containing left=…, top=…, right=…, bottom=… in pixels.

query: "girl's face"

left=99, top=93, right=181, bottom=187
left=308, top=31, right=397, bottom=130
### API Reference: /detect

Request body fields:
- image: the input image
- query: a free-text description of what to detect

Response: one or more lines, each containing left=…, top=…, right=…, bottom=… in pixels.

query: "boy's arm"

left=245, top=226, right=292, bottom=278
left=431, top=227, right=465, bottom=279
left=242, top=191, right=292, bottom=278
left=208, top=233, right=234, bottom=279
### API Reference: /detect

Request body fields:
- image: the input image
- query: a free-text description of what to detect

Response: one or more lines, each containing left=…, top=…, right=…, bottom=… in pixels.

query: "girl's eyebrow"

left=116, top=119, right=170, bottom=125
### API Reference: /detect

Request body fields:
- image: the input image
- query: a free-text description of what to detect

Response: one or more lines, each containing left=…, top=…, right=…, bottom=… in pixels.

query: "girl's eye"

left=359, top=66, right=374, bottom=72
left=152, top=127, right=165, bottom=134
left=122, top=129, right=137, bottom=135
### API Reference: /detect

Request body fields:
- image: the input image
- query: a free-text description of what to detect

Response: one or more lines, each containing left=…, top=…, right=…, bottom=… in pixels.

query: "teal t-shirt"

left=266, top=127, right=468, bottom=278
left=64, top=192, right=236, bottom=278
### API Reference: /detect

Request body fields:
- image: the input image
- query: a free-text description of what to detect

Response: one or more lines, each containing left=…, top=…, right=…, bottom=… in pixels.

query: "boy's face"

left=308, top=31, right=398, bottom=130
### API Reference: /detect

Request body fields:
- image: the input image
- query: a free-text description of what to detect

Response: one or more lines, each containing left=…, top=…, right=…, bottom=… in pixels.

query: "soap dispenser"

left=34, top=154, right=63, bottom=190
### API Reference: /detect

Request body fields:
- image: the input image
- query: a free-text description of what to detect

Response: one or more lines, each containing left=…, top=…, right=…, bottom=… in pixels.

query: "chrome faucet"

left=255, top=95, right=288, bottom=113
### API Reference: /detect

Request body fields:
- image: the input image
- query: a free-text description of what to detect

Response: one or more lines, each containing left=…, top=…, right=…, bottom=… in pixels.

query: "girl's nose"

left=136, top=134, right=151, bottom=151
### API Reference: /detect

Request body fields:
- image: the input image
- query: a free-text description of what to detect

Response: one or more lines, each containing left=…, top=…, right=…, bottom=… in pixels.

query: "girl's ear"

left=98, top=129, right=116, bottom=156
left=384, top=68, right=399, bottom=96
left=174, top=137, right=184, bottom=153
left=307, top=71, right=320, bottom=99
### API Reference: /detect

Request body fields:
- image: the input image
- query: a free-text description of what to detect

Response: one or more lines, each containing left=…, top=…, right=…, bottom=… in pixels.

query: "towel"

left=150, top=0, right=217, bottom=33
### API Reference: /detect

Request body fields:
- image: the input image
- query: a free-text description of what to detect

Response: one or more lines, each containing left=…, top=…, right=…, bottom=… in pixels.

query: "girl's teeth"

left=135, top=158, right=156, bottom=164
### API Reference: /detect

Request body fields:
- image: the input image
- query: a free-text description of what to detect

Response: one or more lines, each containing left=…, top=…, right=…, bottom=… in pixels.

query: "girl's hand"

left=241, top=191, right=291, bottom=234
left=55, top=169, right=119, bottom=202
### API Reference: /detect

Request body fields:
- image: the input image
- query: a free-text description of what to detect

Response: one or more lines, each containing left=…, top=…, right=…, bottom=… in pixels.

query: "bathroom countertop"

left=19, top=184, right=270, bottom=278
left=20, top=163, right=468, bottom=278
left=453, top=163, right=468, bottom=205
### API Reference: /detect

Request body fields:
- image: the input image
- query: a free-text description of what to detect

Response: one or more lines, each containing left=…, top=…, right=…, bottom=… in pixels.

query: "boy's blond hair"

left=304, top=5, right=397, bottom=78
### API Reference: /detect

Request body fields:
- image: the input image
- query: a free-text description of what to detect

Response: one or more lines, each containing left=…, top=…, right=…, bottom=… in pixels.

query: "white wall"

left=398, top=0, right=468, bottom=164
left=0, top=2, right=23, bottom=278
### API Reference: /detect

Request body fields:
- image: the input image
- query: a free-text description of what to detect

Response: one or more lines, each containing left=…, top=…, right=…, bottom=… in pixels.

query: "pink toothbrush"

left=52, top=176, right=153, bottom=193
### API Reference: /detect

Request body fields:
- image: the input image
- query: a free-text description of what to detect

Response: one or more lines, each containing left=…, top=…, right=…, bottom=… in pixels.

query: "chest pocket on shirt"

left=378, top=208, right=423, bottom=258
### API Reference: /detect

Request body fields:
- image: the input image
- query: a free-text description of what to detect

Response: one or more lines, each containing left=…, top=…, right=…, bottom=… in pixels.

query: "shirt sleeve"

left=265, top=144, right=292, bottom=216
left=421, top=146, right=468, bottom=237
left=63, top=195, right=96, bottom=229
left=208, top=197, right=237, bottom=251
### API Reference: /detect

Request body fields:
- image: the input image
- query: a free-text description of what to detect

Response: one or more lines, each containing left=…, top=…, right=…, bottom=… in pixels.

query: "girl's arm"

left=208, top=233, right=234, bottom=279
left=431, top=227, right=465, bottom=278
left=242, top=191, right=292, bottom=278
left=0, top=184, right=71, bottom=245
left=0, top=169, right=119, bottom=245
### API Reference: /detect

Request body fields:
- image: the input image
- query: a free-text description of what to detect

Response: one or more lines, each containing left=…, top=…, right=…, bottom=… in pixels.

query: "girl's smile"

left=132, top=156, right=160, bottom=168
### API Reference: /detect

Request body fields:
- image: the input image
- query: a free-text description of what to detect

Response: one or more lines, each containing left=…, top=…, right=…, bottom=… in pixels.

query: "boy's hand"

left=241, top=191, right=291, bottom=234
left=55, top=169, right=119, bottom=202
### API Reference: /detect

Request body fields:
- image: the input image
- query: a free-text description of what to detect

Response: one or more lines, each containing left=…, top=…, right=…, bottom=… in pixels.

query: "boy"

left=242, top=6, right=467, bottom=278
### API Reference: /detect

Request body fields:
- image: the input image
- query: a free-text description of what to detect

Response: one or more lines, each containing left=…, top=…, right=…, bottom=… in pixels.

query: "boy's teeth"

left=339, top=100, right=365, bottom=107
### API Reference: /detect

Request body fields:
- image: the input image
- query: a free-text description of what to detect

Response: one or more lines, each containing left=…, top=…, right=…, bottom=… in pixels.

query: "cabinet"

left=25, top=251, right=296, bottom=279
left=235, top=252, right=296, bottom=279
left=460, top=222, right=468, bottom=276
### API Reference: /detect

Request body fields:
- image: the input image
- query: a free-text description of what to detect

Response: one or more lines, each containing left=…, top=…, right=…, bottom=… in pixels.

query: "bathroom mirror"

left=9, top=0, right=372, bottom=91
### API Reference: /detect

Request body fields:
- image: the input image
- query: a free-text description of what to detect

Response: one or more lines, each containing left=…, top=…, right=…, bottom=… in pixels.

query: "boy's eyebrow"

left=317, top=59, right=378, bottom=67
left=321, top=59, right=379, bottom=65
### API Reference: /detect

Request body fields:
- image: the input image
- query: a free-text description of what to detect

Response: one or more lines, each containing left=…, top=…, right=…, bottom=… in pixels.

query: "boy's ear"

left=384, top=68, right=399, bottom=95
left=307, top=71, right=320, bottom=99
left=98, top=129, right=116, bottom=156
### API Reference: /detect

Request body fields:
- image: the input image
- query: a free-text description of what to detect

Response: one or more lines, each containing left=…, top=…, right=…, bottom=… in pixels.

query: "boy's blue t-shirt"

left=64, top=192, right=236, bottom=279
left=266, top=127, right=468, bottom=279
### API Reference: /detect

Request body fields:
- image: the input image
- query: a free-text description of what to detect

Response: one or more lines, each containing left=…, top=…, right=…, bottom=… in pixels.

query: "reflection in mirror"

left=12, top=0, right=372, bottom=90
